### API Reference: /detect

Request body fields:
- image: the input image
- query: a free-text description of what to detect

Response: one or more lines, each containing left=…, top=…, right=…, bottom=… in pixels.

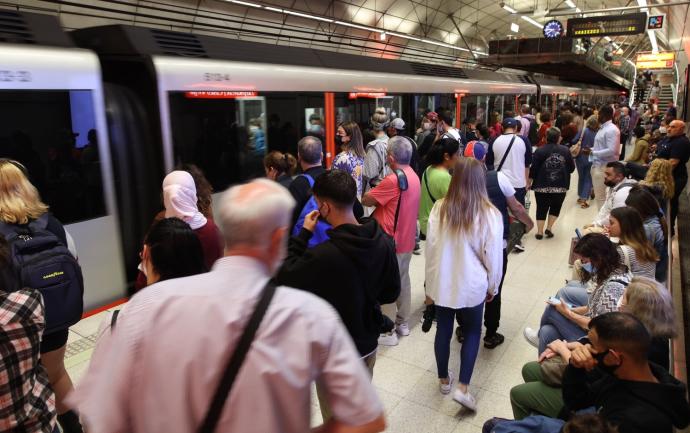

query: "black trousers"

left=619, top=133, right=629, bottom=160
left=534, top=191, right=567, bottom=220
left=671, top=176, right=688, bottom=235
left=456, top=247, right=508, bottom=336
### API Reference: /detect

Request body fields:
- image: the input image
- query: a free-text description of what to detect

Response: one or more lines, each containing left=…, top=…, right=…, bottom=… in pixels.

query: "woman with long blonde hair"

left=619, top=276, right=676, bottom=370
left=641, top=158, right=675, bottom=202
left=0, top=159, right=83, bottom=433
left=425, top=157, right=503, bottom=411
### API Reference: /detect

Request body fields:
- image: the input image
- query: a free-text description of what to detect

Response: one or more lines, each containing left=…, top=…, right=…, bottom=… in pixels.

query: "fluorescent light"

left=648, top=30, right=659, bottom=53
left=389, top=32, right=421, bottom=41
left=521, top=16, right=542, bottom=28
left=511, top=22, right=519, bottom=32
left=334, top=20, right=380, bottom=33
left=283, top=10, right=333, bottom=22
left=228, top=0, right=262, bottom=7
left=502, top=4, right=518, bottom=13
left=265, top=6, right=283, bottom=12
left=380, top=32, right=386, bottom=41
left=565, top=0, right=576, bottom=8
left=575, top=7, right=581, bottom=12
left=604, top=36, right=612, bottom=41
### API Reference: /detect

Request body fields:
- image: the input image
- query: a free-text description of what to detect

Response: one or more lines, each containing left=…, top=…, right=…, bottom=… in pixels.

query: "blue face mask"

left=582, top=262, right=596, bottom=274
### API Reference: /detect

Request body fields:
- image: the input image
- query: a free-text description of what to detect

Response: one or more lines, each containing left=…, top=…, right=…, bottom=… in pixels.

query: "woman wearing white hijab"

left=135, top=170, right=223, bottom=290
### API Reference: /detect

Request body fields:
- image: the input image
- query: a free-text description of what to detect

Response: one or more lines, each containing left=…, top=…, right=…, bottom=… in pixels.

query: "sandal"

left=580, top=202, right=590, bottom=209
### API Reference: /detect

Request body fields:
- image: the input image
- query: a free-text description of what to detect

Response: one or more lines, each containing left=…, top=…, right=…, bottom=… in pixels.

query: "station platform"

left=63, top=166, right=601, bottom=432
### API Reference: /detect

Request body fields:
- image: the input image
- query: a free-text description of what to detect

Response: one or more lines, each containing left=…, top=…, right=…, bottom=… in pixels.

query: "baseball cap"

left=502, top=118, right=518, bottom=129
left=464, top=140, right=487, bottom=161
left=390, top=118, right=405, bottom=130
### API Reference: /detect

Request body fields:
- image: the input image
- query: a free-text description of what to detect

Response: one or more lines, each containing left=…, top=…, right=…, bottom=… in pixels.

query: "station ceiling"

left=6, top=0, right=689, bottom=68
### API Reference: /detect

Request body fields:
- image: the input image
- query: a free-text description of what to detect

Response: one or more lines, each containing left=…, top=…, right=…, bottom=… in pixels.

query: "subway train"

left=0, top=11, right=620, bottom=309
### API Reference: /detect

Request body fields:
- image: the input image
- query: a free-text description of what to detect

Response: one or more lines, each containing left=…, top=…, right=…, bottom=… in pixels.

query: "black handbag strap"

left=497, top=135, right=517, bottom=172
left=423, top=168, right=437, bottom=203
left=198, top=280, right=277, bottom=433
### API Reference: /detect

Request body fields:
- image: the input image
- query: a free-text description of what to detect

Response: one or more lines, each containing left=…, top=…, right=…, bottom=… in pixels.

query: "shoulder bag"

left=497, top=136, right=517, bottom=172
left=198, top=280, right=277, bottom=433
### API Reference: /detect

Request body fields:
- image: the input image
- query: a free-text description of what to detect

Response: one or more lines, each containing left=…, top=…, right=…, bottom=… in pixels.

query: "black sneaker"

left=513, top=243, right=526, bottom=253
left=483, top=332, right=505, bottom=349
left=455, top=326, right=464, bottom=343
left=421, top=304, right=435, bottom=333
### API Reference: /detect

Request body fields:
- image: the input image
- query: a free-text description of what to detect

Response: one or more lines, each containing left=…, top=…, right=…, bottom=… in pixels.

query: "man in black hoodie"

left=563, top=312, right=690, bottom=433
left=276, top=169, right=400, bottom=373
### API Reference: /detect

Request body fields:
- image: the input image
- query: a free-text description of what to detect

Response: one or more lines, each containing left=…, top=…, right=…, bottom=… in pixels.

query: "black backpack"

left=528, top=118, right=539, bottom=145
left=0, top=214, right=84, bottom=334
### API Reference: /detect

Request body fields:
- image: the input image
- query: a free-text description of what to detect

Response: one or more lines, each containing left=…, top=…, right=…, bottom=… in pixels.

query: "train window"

left=334, top=93, right=407, bottom=144
left=167, top=91, right=325, bottom=192
left=0, top=90, right=106, bottom=225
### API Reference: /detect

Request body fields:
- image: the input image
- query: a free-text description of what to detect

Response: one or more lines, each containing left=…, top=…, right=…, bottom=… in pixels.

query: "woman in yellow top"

left=625, top=126, right=650, bottom=165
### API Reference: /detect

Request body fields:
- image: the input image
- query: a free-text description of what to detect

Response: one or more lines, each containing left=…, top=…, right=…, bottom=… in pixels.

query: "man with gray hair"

left=68, top=179, right=386, bottom=433
left=288, top=135, right=325, bottom=227
left=362, top=136, right=421, bottom=346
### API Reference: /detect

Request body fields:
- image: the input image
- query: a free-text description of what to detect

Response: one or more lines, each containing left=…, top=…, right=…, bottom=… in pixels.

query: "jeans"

left=435, top=303, right=484, bottom=384
left=575, top=153, right=593, bottom=200
left=538, top=305, right=587, bottom=353
left=484, top=248, right=509, bottom=336
left=556, top=281, right=590, bottom=307
left=510, top=361, right=564, bottom=419
left=383, top=253, right=412, bottom=325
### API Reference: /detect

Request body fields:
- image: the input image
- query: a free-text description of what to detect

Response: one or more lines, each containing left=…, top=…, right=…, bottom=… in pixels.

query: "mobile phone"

left=575, top=228, right=582, bottom=239
left=547, top=296, right=561, bottom=305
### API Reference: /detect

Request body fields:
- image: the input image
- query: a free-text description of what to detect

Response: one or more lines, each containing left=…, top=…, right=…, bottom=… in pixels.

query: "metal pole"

left=546, top=0, right=690, bottom=16
left=449, top=15, right=478, bottom=61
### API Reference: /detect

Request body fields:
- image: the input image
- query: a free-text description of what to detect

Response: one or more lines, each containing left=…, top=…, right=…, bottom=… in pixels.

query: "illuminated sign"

left=647, top=14, right=665, bottom=30
left=635, top=52, right=675, bottom=69
left=567, top=12, right=647, bottom=37
left=348, top=92, right=386, bottom=99
left=184, top=91, right=258, bottom=99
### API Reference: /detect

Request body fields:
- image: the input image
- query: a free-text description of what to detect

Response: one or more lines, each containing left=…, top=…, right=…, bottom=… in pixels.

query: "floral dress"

left=332, top=151, right=365, bottom=199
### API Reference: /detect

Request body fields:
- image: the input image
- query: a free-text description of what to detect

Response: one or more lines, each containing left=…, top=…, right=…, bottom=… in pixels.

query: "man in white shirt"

left=67, top=179, right=386, bottom=433
left=516, top=105, right=533, bottom=139
left=438, top=109, right=462, bottom=144
left=586, top=162, right=636, bottom=228
left=487, top=118, right=532, bottom=207
left=584, top=105, right=621, bottom=209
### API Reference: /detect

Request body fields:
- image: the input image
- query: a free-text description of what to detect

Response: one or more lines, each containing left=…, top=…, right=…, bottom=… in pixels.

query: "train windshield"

left=0, top=90, right=106, bottom=224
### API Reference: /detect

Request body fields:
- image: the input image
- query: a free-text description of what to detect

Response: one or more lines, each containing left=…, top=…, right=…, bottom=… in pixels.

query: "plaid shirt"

left=619, top=114, right=631, bottom=134
left=0, top=289, right=56, bottom=433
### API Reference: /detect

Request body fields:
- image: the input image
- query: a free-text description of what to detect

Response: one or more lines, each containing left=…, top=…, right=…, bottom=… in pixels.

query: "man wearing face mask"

left=277, top=169, right=400, bottom=383
left=563, top=312, right=690, bottom=433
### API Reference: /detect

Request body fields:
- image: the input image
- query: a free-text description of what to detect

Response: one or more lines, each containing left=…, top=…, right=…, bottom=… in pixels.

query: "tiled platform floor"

left=66, top=169, right=600, bottom=432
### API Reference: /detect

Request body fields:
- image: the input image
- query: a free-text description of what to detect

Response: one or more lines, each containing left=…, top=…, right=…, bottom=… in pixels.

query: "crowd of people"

left=0, top=96, right=689, bottom=433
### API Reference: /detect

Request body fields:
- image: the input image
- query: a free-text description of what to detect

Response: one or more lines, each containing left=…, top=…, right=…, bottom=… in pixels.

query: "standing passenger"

left=363, top=108, right=390, bottom=191
left=264, top=151, right=297, bottom=188
left=575, top=115, right=599, bottom=208
left=653, top=120, right=690, bottom=233
left=586, top=105, right=621, bottom=209
left=362, top=136, right=421, bottom=345
left=333, top=121, right=366, bottom=199
left=425, top=157, right=503, bottom=410
left=68, top=179, right=386, bottom=433
left=288, top=136, right=325, bottom=227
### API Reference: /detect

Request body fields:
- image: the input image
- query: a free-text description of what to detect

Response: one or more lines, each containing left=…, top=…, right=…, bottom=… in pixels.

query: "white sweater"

left=424, top=201, right=504, bottom=309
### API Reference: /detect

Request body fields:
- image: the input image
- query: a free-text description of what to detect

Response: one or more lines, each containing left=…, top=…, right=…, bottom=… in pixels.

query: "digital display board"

left=636, top=52, right=675, bottom=69
left=567, top=12, right=647, bottom=37
left=647, top=14, right=665, bottom=30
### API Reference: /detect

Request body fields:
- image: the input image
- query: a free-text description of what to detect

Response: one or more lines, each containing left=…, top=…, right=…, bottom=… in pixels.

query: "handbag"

left=198, top=280, right=277, bottom=433
left=540, top=356, right=567, bottom=387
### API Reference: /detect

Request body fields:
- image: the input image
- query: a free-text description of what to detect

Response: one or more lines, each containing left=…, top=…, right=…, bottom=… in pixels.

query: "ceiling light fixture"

left=511, top=22, right=520, bottom=32
left=501, top=3, right=518, bottom=13
left=521, top=16, right=543, bottom=28
left=380, top=32, right=387, bottom=41
left=565, top=0, right=576, bottom=8
left=228, top=0, right=263, bottom=7
left=264, top=6, right=283, bottom=12
left=284, top=10, right=333, bottom=22
left=334, top=20, right=380, bottom=33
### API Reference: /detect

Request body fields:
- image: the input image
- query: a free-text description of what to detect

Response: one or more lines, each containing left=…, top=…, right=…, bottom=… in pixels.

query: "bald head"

left=219, top=179, right=295, bottom=249
left=668, top=120, right=687, bottom=137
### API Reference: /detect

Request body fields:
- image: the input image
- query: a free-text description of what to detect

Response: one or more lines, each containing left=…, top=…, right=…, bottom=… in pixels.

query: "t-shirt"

left=491, top=133, right=531, bottom=188
left=369, top=166, right=421, bottom=253
left=418, top=166, right=451, bottom=235
left=656, top=134, right=690, bottom=180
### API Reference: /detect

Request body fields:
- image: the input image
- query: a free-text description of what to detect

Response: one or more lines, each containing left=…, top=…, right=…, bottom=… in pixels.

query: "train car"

left=0, top=12, right=126, bottom=309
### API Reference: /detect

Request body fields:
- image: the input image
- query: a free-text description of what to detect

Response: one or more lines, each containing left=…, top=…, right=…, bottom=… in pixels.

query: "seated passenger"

left=608, top=207, right=658, bottom=279
left=585, top=162, right=636, bottom=230
left=263, top=150, right=297, bottom=189
left=510, top=276, right=676, bottom=420
left=524, top=234, right=630, bottom=353
left=140, top=218, right=207, bottom=286
left=640, top=158, right=674, bottom=207
left=424, top=157, right=504, bottom=410
left=0, top=237, right=57, bottom=433
left=275, top=170, right=400, bottom=418
left=562, top=312, right=690, bottom=433
left=625, top=186, right=668, bottom=281
left=68, top=179, right=386, bottom=433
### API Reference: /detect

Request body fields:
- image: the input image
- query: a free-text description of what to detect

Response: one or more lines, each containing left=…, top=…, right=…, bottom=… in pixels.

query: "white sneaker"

left=452, top=388, right=477, bottom=411
left=378, top=332, right=399, bottom=346
left=523, top=327, right=539, bottom=348
left=396, top=322, right=410, bottom=336
left=439, top=370, right=454, bottom=395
